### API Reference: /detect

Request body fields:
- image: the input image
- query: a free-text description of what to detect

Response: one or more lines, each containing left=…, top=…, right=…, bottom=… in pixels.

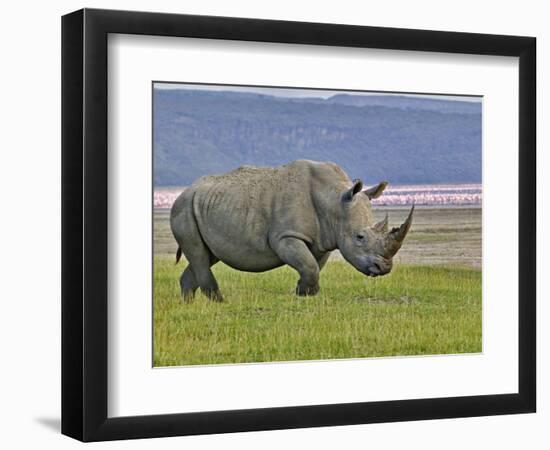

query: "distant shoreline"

left=154, top=204, right=482, bottom=268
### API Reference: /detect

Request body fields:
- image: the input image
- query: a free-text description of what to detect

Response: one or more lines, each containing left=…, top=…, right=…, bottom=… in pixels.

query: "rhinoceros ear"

left=364, top=181, right=388, bottom=199
left=342, top=179, right=364, bottom=202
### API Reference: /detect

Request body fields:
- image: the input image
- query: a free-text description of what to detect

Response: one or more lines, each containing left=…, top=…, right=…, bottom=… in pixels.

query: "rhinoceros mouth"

left=363, top=261, right=391, bottom=277
left=365, top=265, right=381, bottom=276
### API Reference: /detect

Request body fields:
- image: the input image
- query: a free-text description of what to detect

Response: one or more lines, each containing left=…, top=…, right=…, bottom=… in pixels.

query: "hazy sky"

left=154, top=82, right=482, bottom=103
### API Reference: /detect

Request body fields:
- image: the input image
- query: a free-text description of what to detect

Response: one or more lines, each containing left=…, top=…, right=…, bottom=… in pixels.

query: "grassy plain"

left=153, top=206, right=482, bottom=366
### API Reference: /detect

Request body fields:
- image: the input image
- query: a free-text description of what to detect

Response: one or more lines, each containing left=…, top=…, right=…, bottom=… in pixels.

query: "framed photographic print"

left=61, top=8, right=536, bottom=442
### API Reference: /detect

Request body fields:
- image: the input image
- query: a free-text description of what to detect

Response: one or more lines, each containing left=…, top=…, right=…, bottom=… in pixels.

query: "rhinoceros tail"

left=175, top=247, right=182, bottom=265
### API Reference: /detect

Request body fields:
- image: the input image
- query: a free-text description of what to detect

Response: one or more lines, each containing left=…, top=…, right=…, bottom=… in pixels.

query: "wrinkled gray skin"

left=170, top=160, right=413, bottom=301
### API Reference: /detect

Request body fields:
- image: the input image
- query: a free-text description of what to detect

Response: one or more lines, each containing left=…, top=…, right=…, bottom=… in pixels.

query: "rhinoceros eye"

left=356, top=234, right=365, bottom=240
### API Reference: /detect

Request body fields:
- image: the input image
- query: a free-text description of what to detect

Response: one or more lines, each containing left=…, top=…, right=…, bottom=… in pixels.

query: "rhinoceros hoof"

left=202, top=288, right=224, bottom=302
left=296, top=283, right=320, bottom=296
left=182, top=292, right=195, bottom=303
left=210, top=292, right=224, bottom=302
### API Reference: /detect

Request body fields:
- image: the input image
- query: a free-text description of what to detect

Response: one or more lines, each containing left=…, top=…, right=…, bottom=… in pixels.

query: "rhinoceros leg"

left=180, top=265, right=198, bottom=302
left=179, top=253, right=220, bottom=302
left=273, top=237, right=320, bottom=296
left=174, top=222, right=223, bottom=301
left=186, top=253, right=222, bottom=302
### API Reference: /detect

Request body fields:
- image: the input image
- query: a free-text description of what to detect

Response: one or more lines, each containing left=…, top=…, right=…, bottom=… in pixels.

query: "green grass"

left=153, top=257, right=481, bottom=366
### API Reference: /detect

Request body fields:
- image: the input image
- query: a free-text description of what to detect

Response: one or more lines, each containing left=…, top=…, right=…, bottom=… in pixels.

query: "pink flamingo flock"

left=154, top=184, right=482, bottom=209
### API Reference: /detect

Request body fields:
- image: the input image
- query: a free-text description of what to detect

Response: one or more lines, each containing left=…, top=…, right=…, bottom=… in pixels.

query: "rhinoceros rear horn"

left=372, top=213, right=389, bottom=233
left=385, top=205, right=414, bottom=255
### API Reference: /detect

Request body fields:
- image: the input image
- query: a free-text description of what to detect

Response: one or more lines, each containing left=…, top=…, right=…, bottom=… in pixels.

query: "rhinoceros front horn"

left=385, top=205, right=414, bottom=256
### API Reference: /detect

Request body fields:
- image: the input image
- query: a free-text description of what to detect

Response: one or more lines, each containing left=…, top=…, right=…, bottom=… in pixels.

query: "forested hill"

left=153, top=89, right=481, bottom=187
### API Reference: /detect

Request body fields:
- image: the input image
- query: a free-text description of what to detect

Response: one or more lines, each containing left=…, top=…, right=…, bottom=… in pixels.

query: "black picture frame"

left=61, top=8, right=536, bottom=442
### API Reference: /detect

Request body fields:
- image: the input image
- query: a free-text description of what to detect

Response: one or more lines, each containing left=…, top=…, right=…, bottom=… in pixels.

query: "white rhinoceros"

left=170, top=160, right=413, bottom=301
